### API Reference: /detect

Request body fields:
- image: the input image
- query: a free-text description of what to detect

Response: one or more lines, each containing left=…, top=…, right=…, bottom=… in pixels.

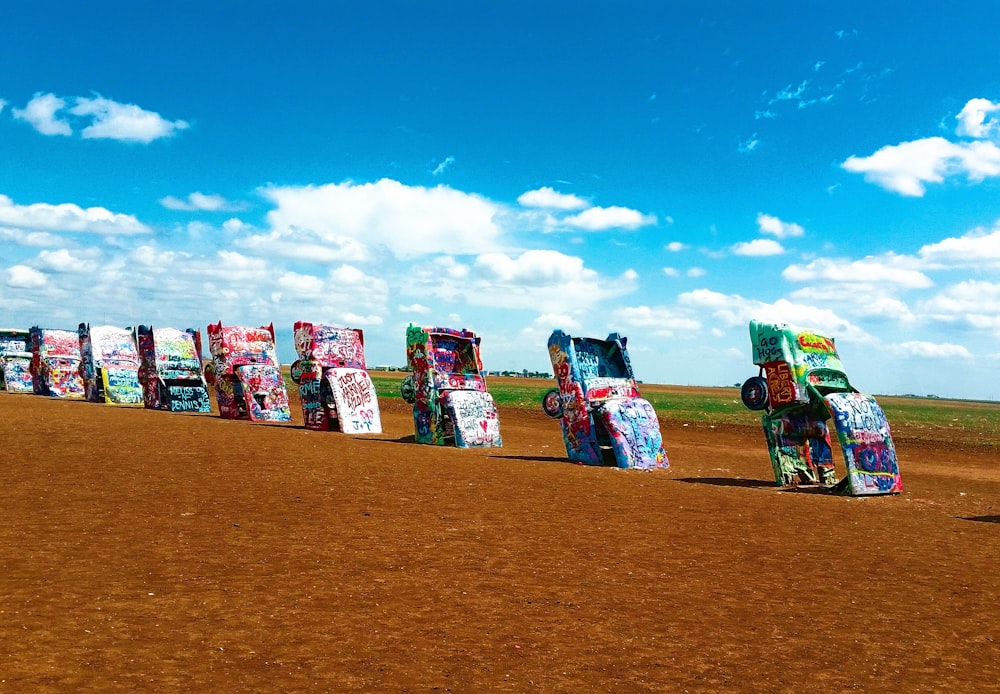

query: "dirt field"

left=2, top=379, right=998, bottom=692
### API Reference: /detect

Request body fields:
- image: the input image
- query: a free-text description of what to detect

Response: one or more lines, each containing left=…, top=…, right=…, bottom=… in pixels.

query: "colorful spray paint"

left=136, top=326, right=212, bottom=412
left=402, top=324, right=501, bottom=447
left=205, top=322, right=291, bottom=423
left=78, top=324, right=144, bottom=406
left=28, top=327, right=85, bottom=398
left=290, top=322, right=382, bottom=433
left=741, top=320, right=901, bottom=495
left=544, top=330, right=667, bottom=469
left=0, top=329, right=34, bottom=393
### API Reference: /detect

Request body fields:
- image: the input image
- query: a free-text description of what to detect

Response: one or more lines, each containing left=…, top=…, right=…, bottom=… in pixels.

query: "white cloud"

left=917, top=225, right=1000, bottom=268
left=732, top=238, right=785, bottom=256
left=517, top=187, right=588, bottom=210
left=562, top=205, right=656, bottom=231
left=663, top=267, right=679, bottom=277
left=6, top=265, right=48, bottom=288
left=0, top=227, right=63, bottom=247
left=261, top=179, right=504, bottom=259
left=955, top=98, right=1000, bottom=139
left=842, top=137, right=1000, bottom=197
left=160, top=192, right=235, bottom=212
left=782, top=256, right=932, bottom=288
left=789, top=286, right=918, bottom=324
left=36, top=248, right=101, bottom=273
left=738, top=134, right=760, bottom=152
left=474, top=250, right=589, bottom=286
left=757, top=213, right=804, bottom=238
left=405, top=250, right=637, bottom=312
left=398, top=303, right=431, bottom=314
left=431, top=156, right=455, bottom=176
left=12, top=92, right=188, bottom=143
left=0, top=98, right=7, bottom=114
left=678, top=289, right=872, bottom=342
left=687, top=267, right=706, bottom=278
left=0, top=195, right=150, bottom=235
left=612, top=305, right=702, bottom=334
left=12, top=93, right=72, bottom=136
left=665, top=241, right=686, bottom=252
left=919, top=281, right=1000, bottom=334
left=886, top=341, right=973, bottom=359
left=71, top=96, right=189, bottom=143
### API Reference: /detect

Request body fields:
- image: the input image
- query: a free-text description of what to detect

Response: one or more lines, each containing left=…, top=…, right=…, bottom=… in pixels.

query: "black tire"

left=541, top=388, right=564, bottom=418
left=400, top=375, right=416, bottom=404
left=741, top=376, right=769, bottom=411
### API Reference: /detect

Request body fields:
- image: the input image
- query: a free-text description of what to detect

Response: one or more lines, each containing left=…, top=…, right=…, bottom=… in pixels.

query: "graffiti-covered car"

left=204, top=322, right=291, bottom=423
left=0, top=329, right=34, bottom=393
left=401, top=324, right=501, bottom=447
left=78, top=324, right=144, bottom=405
left=289, top=322, right=382, bottom=433
left=29, top=327, right=85, bottom=398
left=543, top=330, right=668, bottom=469
left=740, top=320, right=901, bottom=496
left=136, top=325, right=211, bottom=412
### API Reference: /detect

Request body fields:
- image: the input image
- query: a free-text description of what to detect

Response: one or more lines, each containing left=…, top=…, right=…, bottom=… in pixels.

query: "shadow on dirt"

left=675, top=477, right=775, bottom=489
left=959, top=515, right=1000, bottom=523
left=490, top=455, right=576, bottom=464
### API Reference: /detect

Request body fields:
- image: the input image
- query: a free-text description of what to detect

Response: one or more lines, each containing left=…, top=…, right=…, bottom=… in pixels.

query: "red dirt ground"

left=1, top=379, right=998, bottom=692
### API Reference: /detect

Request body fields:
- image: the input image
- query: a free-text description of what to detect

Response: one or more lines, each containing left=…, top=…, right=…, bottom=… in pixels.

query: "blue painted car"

left=543, top=330, right=667, bottom=469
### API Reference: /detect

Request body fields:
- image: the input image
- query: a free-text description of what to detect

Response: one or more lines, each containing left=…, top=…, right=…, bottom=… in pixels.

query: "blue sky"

left=3, top=2, right=1000, bottom=400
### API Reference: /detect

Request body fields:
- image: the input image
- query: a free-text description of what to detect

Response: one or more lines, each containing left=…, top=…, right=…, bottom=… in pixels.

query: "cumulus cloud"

left=886, top=341, right=973, bottom=359
left=782, top=256, right=932, bottom=288
left=562, top=205, right=656, bottom=231
left=261, top=179, right=504, bottom=259
left=517, top=187, right=588, bottom=210
left=71, top=96, right=189, bottom=142
left=0, top=228, right=63, bottom=247
left=955, top=98, right=1000, bottom=138
left=918, top=281, right=1000, bottom=334
left=11, top=92, right=188, bottom=143
left=612, top=305, right=702, bottom=334
left=398, top=303, right=431, bottom=314
left=842, top=98, right=1000, bottom=196
left=160, top=192, right=236, bottom=212
left=732, top=238, right=784, bottom=256
left=6, top=265, right=47, bottom=288
left=678, top=289, right=871, bottom=342
left=36, top=248, right=101, bottom=273
left=665, top=241, right=686, bottom=252
left=0, top=195, right=150, bottom=235
left=917, top=225, right=1000, bottom=268
left=12, top=93, right=72, bottom=136
left=757, top=213, right=805, bottom=238
left=842, top=137, right=1000, bottom=196
left=789, top=286, right=919, bottom=324
left=404, top=250, right=637, bottom=313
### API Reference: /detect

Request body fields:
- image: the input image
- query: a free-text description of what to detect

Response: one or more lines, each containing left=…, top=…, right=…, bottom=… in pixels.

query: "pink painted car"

left=204, top=322, right=291, bottom=423
left=29, top=327, right=85, bottom=398
left=289, top=322, right=382, bottom=433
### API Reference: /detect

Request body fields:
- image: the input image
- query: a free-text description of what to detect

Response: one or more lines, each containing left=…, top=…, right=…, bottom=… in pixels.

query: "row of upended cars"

left=0, top=320, right=901, bottom=496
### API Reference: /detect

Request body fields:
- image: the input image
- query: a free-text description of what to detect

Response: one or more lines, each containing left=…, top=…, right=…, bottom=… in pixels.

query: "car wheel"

left=400, top=375, right=416, bottom=404
left=541, top=388, right=564, bottom=418
left=741, top=376, right=769, bottom=411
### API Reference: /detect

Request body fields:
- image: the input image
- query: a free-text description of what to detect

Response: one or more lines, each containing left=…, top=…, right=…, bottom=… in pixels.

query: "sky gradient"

left=3, top=2, right=1000, bottom=400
